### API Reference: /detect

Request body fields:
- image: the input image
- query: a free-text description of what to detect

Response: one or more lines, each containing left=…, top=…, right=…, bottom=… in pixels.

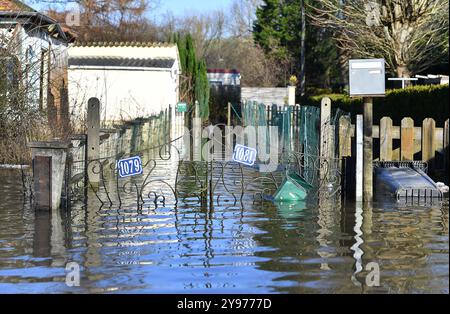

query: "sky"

left=154, top=0, right=233, bottom=16
left=26, top=0, right=234, bottom=22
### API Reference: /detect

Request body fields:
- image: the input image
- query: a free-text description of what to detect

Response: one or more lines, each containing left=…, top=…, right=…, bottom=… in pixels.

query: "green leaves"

left=253, top=0, right=341, bottom=89
left=175, top=33, right=210, bottom=120
left=308, top=84, right=449, bottom=126
left=195, top=60, right=210, bottom=119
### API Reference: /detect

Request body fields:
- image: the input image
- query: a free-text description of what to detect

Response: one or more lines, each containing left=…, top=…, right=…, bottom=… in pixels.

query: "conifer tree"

left=174, top=33, right=210, bottom=119
left=195, top=60, right=210, bottom=119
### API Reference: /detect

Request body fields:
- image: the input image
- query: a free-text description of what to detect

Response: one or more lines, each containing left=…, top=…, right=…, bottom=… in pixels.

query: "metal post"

left=363, top=97, right=373, bottom=202
left=227, top=102, right=231, bottom=127
left=356, top=115, right=363, bottom=202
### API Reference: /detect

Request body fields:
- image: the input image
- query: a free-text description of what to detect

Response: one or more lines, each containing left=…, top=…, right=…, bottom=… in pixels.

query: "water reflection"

left=350, top=202, right=364, bottom=288
left=0, top=165, right=448, bottom=293
left=33, top=211, right=51, bottom=258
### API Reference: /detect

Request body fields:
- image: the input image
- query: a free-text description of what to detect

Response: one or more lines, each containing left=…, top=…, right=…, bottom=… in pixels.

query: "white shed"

left=68, top=42, right=181, bottom=124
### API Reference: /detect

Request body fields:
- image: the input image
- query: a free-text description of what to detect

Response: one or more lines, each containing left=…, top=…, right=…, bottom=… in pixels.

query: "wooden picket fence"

left=239, top=97, right=449, bottom=183
left=338, top=115, right=449, bottom=180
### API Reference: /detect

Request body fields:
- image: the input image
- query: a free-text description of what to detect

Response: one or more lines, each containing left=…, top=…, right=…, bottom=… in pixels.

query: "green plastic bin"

left=273, top=172, right=313, bottom=202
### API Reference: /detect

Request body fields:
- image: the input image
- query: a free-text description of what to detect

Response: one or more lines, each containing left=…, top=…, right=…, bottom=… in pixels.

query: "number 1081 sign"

left=117, top=156, right=143, bottom=178
left=232, top=144, right=257, bottom=166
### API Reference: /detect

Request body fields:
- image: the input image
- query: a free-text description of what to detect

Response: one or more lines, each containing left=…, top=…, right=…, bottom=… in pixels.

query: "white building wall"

left=68, top=44, right=180, bottom=124
left=0, top=24, right=68, bottom=108
left=68, top=67, right=177, bottom=123
left=207, top=72, right=240, bottom=86
left=241, top=87, right=289, bottom=106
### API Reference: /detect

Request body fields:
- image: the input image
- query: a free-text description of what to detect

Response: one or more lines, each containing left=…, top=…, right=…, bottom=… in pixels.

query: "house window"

left=209, top=80, right=223, bottom=86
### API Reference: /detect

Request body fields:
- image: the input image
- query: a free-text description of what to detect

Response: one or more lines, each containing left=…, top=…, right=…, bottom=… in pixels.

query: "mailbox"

left=349, top=59, right=385, bottom=97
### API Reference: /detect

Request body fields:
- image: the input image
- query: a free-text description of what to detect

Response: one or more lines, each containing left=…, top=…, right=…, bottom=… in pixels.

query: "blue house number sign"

left=117, top=156, right=143, bottom=178
left=232, top=144, right=257, bottom=166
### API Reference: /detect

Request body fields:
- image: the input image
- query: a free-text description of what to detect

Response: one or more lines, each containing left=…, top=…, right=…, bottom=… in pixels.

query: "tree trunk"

left=299, top=0, right=306, bottom=96
left=396, top=65, right=411, bottom=78
left=396, top=65, right=412, bottom=87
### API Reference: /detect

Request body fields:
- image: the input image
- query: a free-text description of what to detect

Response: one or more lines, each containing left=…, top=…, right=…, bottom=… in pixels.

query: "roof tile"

left=68, top=57, right=175, bottom=69
left=72, top=41, right=176, bottom=48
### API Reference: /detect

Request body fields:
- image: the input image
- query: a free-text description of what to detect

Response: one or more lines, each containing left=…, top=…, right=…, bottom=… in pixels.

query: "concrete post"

left=227, top=102, right=231, bottom=127
left=320, top=97, right=332, bottom=181
left=288, top=86, right=296, bottom=107
left=87, top=98, right=100, bottom=188
left=28, top=140, right=71, bottom=211
left=193, top=100, right=202, bottom=161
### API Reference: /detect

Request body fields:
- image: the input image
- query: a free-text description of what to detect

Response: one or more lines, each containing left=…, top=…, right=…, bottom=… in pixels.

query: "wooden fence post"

left=363, top=97, right=374, bottom=202
left=380, top=117, right=393, bottom=161
left=422, top=118, right=436, bottom=164
left=444, top=119, right=449, bottom=183
left=401, top=117, right=414, bottom=161
left=87, top=97, right=100, bottom=188
left=338, top=115, right=352, bottom=158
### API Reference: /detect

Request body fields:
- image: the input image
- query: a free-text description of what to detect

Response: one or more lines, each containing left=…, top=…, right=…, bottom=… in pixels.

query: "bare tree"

left=159, top=10, right=226, bottom=59
left=157, top=1, right=281, bottom=87
left=205, top=37, right=282, bottom=87
left=309, top=0, right=449, bottom=78
left=228, top=0, right=262, bottom=38
left=32, top=0, right=159, bottom=42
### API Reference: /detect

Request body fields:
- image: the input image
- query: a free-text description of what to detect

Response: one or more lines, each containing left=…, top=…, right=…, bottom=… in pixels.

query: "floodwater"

left=0, top=160, right=448, bottom=294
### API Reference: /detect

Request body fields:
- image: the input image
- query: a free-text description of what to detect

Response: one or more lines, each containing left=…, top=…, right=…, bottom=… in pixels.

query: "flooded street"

left=0, top=164, right=448, bottom=294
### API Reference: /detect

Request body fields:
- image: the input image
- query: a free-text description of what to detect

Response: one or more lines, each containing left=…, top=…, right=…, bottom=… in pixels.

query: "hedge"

left=305, top=84, right=449, bottom=126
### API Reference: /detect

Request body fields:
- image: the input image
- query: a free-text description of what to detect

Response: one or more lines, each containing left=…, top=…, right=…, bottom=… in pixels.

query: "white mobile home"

left=68, top=42, right=181, bottom=124
left=207, top=69, right=241, bottom=86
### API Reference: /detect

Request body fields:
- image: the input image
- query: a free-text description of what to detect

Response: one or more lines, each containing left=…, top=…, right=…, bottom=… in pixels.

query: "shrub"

left=305, top=84, right=449, bottom=126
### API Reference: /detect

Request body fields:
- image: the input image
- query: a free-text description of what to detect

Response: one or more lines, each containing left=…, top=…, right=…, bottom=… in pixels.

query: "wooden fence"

left=338, top=115, right=449, bottom=180
left=238, top=98, right=449, bottom=183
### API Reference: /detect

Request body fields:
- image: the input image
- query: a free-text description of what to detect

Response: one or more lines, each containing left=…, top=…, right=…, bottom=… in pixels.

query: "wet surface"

left=0, top=164, right=448, bottom=294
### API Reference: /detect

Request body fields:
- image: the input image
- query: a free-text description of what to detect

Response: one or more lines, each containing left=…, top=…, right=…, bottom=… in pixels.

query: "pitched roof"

left=0, top=11, right=70, bottom=42
left=68, top=57, right=176, bottom=69
left=207, top=69, right=240, bottom=74
left=72, top=42, right=176, bottom=48
left=0, top=0, right=35, bottom=12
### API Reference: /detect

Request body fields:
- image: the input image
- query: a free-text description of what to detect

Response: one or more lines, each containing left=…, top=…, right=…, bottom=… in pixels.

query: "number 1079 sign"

left=117, top=156, right=143, bottom=178
left=232, top=144, right=257, bottom=166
